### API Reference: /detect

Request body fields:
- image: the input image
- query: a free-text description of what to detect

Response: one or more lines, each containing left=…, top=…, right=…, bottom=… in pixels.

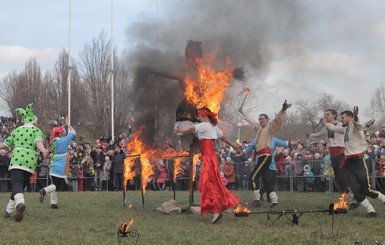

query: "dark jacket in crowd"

left=113, top=150, right=125, bottom=174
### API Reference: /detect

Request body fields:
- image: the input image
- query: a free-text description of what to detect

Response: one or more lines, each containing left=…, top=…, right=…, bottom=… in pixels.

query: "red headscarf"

left=49, top=126, right=65, bottom=146
left=198, top=108, right=218, bottom=124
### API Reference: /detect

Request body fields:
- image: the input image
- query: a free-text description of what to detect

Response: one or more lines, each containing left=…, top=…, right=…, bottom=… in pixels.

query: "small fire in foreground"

left=119, top=217, right=134, bottom=236
left=332, top=192, right=348, bottom=214
left=233, top=203, right=251, bottom=217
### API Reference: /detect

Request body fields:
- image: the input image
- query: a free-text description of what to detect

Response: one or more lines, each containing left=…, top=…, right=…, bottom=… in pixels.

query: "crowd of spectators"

left=0, top=119, right=385, bottom=195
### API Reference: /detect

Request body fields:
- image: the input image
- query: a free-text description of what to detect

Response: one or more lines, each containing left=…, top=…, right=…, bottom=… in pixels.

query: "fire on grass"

left=117, top=204, right=139, bottom=244
left=331, top=192, right=348, bottom=214
left=233, top=203, right=251, bottom=217
left=119, top=217, right=134, bottom=235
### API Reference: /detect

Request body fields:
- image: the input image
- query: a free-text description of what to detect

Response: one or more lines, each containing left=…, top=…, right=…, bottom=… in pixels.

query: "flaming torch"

left=240, top=87, right=251, bottom=109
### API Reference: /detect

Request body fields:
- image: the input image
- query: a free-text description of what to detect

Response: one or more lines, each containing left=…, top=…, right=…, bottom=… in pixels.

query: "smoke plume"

left=124, top=0, right=306, bottom=145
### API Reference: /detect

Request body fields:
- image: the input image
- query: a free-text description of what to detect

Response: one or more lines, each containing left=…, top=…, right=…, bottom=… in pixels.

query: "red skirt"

left=198, top=139, right=239, bottom=215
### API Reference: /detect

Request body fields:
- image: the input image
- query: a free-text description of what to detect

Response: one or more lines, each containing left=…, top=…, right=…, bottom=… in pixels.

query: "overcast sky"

left=1, top=0, right=385, bottom=120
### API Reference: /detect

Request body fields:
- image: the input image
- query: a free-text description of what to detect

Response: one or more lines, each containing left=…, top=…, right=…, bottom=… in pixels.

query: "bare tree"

left=111, top=59, right=135, bottom=136
left=295, top=93, right=350, bottom=133
left=0, top=58, right=44, bottom=121
left=316, top=93, right=349, bottom=114
left=295, top=99, right=320, bottom=132
left=276, top=112, right=312, bottom=141
left=370, top=83, right=385, bottom=123
left=79, top=31, right=112, bottom=138
left=50, top=50, right=86, bottom=125
left=0, top=71, right=19, bottom=114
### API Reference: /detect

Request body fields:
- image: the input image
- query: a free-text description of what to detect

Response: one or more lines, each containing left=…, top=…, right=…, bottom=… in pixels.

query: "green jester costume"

left=1, top=103, right=48, bottom=222
left=5, top=106, right=43, bottom=172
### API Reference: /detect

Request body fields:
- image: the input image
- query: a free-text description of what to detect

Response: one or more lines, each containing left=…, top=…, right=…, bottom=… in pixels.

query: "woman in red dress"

left=156, top=160, right=167, bottom=191
left=175, top=107, right=241, bottom=224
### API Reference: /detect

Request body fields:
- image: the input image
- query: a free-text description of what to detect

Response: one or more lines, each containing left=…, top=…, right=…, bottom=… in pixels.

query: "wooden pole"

left=188, top=145, right=194, bottom=206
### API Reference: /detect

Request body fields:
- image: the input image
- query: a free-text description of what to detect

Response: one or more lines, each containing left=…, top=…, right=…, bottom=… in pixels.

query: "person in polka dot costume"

left=0, top=103, right=49, bottom=222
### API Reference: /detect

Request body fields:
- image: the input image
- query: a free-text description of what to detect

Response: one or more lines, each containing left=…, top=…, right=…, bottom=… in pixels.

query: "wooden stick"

left=240, top=93, right=249, bottom=109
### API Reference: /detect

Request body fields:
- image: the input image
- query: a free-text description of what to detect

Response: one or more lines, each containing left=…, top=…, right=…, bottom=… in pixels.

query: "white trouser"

left=376, top=192, right=385, bottom=202
left=6, top=199, right=15, bottom=214
left=43, top=184, right=57, bottom=205
left=269, top=192, right=278, bottom=204
left=253, top=190, right=260, bottom=201
left=14, top=193, right=25, bottom=207
left=360, top=198, right=375, bottom=213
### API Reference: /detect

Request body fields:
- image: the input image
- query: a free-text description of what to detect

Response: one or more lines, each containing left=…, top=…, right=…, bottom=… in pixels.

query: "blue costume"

left=40, top=125, right=76, bottom=209
left=50, top=130, right=76, bottom=178
left=244, top=137, right=288, bottom=170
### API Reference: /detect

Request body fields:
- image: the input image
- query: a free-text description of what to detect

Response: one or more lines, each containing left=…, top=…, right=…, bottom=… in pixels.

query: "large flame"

left=333, top=193, right=348, bottom=211
left=158, top=147, right=189, bottom=183
left=124, top=126, right=190, bottom=192
left=184, top=54, right=234, bottom=114
left=123, top=126, right=145, bottom=191
left=173, top=158, right=184, bottom=183
left=162, top=148, right=189, bottom=159
left=140, top=159, right=155, bottom=193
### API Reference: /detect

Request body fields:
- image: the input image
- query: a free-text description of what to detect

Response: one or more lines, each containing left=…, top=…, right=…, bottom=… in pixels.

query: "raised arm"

left=352, top=106, right=363, bottom=130
left=269, top=100, right=291, bottom=134
left=239, top=107, right=258, bottom=132
left=64, top=116, right=75, bottom=133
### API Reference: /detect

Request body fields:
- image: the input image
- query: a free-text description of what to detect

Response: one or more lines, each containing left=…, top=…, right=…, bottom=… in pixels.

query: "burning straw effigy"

left=127, top=40, right=246, bottom=213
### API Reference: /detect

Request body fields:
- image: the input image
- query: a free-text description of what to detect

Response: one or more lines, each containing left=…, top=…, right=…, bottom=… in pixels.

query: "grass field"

left=0, top=190, right=384, bottom=245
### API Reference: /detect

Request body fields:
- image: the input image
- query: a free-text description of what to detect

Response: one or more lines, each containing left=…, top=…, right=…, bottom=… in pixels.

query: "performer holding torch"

left=174, top=107, right=241, bottom=224
left=239, top=100, right=291, bottom=208
left=238, top=93, right=288, bottom=207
